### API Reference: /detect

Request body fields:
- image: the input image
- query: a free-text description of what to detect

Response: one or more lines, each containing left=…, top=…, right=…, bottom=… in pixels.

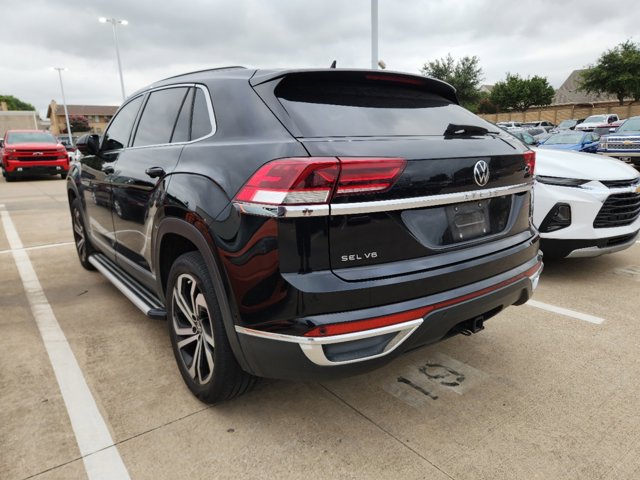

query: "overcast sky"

left=1, top=0, right=637, bottom=117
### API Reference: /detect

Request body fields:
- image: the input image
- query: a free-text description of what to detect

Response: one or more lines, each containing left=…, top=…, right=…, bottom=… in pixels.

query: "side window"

left=133, top=87, right=189, bottom=147
left=171, top=88, right=194, bottom=143
left=191, top=87, right=213, bottom=140
left=103, top=96, right=143, bottom=151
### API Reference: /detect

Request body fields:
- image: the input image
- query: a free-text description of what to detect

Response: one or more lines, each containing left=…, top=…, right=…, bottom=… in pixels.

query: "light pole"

left=99, top=17, right=128, bottom=101
left=52, top=67, right=73, bottom=144
left=371, top=0, right=378, bottom=69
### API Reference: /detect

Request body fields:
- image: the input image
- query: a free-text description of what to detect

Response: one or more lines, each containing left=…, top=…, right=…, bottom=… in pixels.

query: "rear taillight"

left=234, top=158, right=339, bottom=205
left=524, top=150, right=535, bottom=176
left=335, top=158, right=406, bottom=196
left=235, top=157, right=406, bottom=205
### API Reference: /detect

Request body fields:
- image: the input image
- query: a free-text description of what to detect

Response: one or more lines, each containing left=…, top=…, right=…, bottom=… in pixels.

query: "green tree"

left=579, top=40, right=640, bottom=105
left=420, top=54, right=483, bottom=109
left=61, top=115, right=90, bottom=133
left=490, top=74, right=555, bottom=112
left=0, top=95, right=35, bottom=111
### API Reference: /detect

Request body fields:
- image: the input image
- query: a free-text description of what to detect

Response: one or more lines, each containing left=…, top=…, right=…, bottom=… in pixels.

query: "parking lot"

left=1, top=176, right=639, bottom=480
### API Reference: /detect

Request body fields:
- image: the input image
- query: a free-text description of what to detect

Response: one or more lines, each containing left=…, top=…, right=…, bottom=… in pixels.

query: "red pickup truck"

left=1, top=130, right=70, bottom=181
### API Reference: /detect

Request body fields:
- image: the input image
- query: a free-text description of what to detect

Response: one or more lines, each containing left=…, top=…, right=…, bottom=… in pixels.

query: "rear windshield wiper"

left=444, top=124, right=499, bottom=136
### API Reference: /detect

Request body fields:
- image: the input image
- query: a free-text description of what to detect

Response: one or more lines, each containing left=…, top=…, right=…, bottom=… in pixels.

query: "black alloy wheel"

left=167, top=251, right=255, bottom=403
left=70, top=197, right=95, bottom=270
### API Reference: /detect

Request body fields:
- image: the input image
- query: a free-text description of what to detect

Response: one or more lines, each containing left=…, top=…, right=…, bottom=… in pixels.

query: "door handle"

left=103, top=166, right=114, bottom=174
left=145, top=166, right=165, bottom=179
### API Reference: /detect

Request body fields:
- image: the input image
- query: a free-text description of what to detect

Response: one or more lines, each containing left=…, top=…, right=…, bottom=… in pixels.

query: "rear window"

left=7, top=132, right=57, bottom=144
left=275, top=78, right=492, bottom=137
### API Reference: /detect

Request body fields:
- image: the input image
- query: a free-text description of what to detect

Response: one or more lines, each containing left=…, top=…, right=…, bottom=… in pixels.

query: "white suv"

left=575, top=114, right=619, bottom=132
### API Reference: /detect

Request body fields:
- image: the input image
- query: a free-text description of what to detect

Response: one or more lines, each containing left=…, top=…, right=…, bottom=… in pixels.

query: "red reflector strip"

left=303, top=262, right=542, bottom=337
left=524, top=150, right=535, bottom=176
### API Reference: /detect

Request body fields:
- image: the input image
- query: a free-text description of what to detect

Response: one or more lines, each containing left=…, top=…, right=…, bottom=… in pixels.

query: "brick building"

left=46, top=100, right=119, bottom=135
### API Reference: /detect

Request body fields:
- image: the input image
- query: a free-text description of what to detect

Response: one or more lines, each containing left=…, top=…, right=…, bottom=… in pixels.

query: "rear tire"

left=167, top=251, right=256, bottom=404
left=70, top=198, right=96, bottom=270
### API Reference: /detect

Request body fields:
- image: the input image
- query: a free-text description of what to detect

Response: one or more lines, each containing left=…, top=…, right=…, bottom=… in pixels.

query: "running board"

left=89, top=254, right=166, bottom=320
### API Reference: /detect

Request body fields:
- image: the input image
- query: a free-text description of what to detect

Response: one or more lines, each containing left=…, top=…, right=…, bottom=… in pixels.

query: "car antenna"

left=330, top=60, right=337, bottom=69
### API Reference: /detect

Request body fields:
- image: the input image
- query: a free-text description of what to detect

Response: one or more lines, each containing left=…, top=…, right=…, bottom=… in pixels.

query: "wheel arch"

left=155, top=217, right=252, bottom=373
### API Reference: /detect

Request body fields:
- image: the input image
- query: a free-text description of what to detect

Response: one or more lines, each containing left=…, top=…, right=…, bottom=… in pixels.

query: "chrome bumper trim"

left=234, top=182, right=532, bottom=218
left=528, top=262, right=544, bottom=290
left=235, top=319, right=423, bottom=366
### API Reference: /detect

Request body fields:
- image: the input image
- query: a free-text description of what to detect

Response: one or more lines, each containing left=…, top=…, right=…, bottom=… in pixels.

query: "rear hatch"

left=250, top=70, right=534, bottom=280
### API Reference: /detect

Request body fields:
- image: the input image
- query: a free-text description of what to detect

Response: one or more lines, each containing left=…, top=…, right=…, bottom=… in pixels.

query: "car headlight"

left=536, top=176, right=589, bottom=187
left=599, top=141, right=607, bottom=149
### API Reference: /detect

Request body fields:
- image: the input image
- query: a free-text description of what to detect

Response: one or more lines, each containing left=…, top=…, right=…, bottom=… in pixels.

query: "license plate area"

left=446, top=201, right=491, bottom=242
left=401, top=195, right=513, bottom=248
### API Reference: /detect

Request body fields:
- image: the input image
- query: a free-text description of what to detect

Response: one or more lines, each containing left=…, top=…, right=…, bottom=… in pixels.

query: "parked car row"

left=597, top=116, right=640, bottom=170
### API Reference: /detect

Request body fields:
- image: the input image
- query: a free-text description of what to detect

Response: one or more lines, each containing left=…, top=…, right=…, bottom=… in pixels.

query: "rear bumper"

left=235, top=257, right=542, bottom=381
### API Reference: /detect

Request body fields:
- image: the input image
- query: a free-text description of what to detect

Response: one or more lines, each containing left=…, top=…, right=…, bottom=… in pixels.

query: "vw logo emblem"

left=473, top=160, right=490, bottom=187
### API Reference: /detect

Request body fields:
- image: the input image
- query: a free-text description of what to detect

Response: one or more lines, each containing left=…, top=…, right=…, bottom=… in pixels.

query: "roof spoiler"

left=249, top=69, right=459, bottom=104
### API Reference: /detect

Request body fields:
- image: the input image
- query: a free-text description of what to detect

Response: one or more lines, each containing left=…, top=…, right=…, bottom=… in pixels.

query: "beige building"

left=0, top=108, right=40, bottom=137
left=46, top=100, right=119, bottom=135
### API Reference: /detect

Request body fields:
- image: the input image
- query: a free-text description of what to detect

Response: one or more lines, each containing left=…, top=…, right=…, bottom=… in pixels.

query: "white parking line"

left=0, top=241, right=75, bottom=255
left=0, top=207, right=130, bottom=480
left=526, top=299, right=604, bottom=325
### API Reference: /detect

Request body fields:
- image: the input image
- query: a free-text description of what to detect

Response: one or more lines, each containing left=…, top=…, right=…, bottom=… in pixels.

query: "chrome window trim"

left=235, top=319, right=423, bottom=366
left=234, top=182, right=532, bottom=218
left=125, top=83, right=217, bottom=151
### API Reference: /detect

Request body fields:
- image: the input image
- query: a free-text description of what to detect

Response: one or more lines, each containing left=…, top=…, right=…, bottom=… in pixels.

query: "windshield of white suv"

left=617, top=118, right=640, bottom=134
left=583, top=115, right=607, bottom=124
left=544, top=132, right=585, bottom=145
left=558, top=120, right=577, bottom=128
left=6, top=132, right=57, bottom=144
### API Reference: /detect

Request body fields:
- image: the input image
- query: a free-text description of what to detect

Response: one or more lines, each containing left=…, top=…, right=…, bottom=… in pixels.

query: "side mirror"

left=0, top=139, right=4, bottom=148
left=76, top=134, right=100, bottom=155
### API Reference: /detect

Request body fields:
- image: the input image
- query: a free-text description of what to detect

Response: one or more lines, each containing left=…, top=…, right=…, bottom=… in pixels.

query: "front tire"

left=70, top=198, right=96, bottom=270
left=167, top=251, right=255, bottom=404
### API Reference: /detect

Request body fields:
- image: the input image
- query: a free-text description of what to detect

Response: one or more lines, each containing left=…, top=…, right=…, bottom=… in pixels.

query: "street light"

left=371, top=0, right=378, bottom=69
left=99, top=16, right=128, bottom=101
left=52, top=67, right=73, bottom=144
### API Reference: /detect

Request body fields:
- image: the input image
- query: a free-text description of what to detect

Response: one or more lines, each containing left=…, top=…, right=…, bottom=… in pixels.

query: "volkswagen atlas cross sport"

left=67, top=67, right=542, bottom=403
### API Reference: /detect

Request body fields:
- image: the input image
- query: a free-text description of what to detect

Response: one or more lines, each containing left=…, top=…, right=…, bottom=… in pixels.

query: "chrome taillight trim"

left=234, top=182, right=532, bottom=218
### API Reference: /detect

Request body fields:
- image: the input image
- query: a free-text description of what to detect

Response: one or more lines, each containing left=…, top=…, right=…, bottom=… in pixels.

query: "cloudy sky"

left=1, top=0, right=637, bottom=117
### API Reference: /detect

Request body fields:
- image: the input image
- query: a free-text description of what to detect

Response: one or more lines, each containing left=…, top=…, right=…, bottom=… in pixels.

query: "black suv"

left=68, top=67, right=542, bottom=403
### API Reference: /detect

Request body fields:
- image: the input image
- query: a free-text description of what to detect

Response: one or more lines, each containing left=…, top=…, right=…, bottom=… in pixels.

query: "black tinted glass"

left=171, top=88, right=194, bottom=143
left=103, top=96, right=143, bottom=151
left=191, top=88, right=212, bottom=139
left=134, top=87, right=188, bottom=147
left=276, top=80, right=491, bottom=137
